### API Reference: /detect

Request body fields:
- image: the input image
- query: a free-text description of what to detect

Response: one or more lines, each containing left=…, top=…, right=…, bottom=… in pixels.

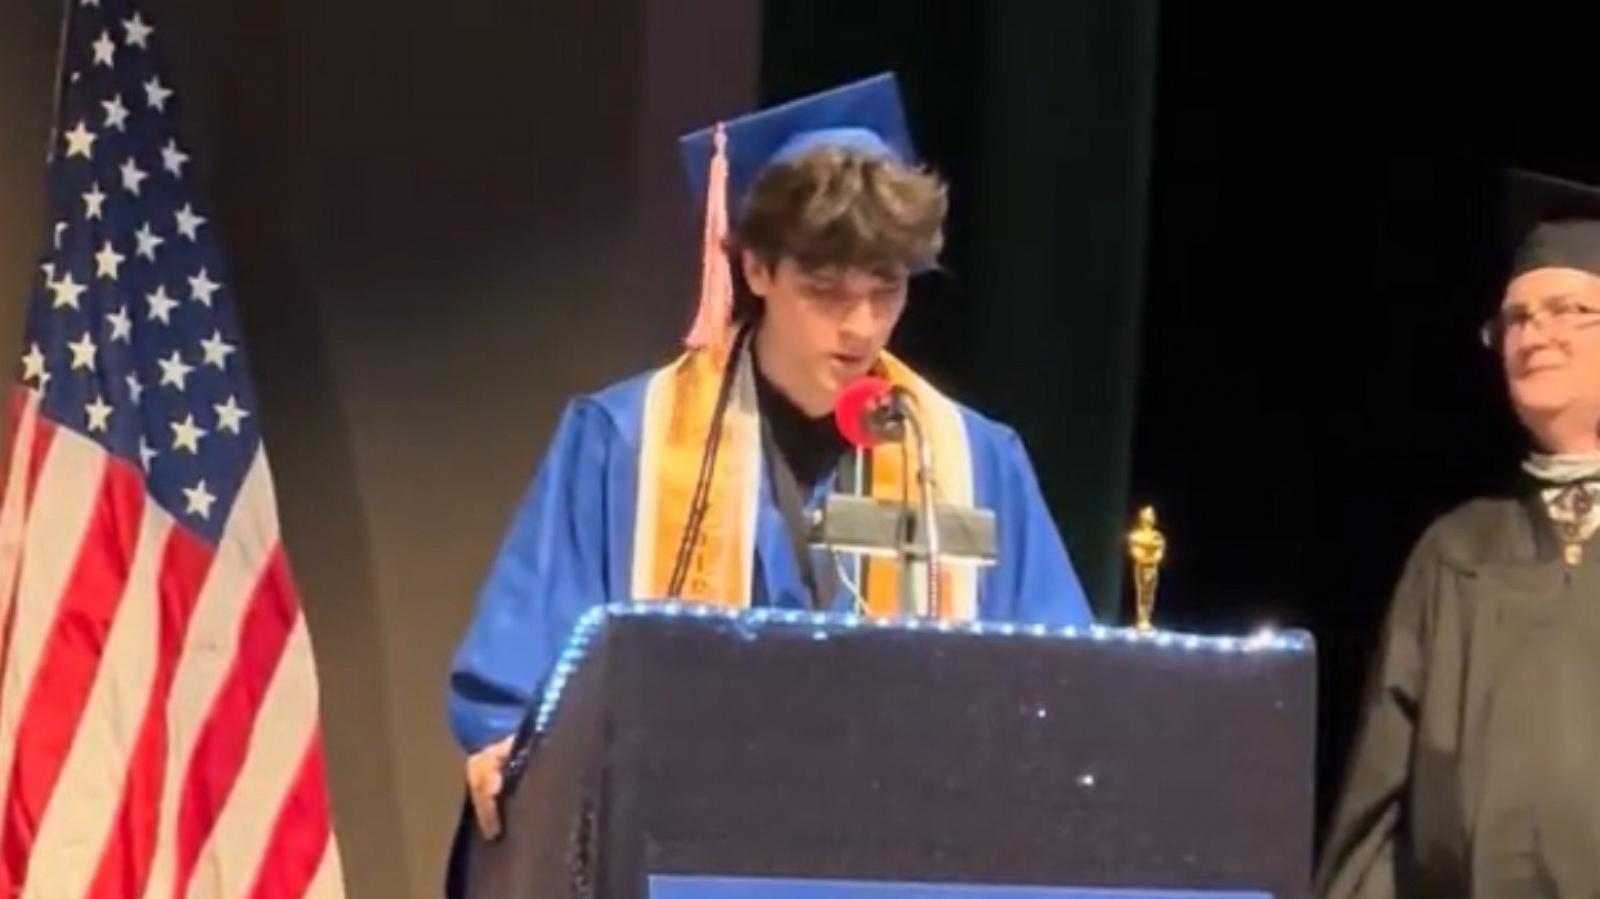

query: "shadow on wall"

left=143, top=0, right=760, bottom=896
left=1, top=0, right=758, bottom=891
left=0, top=0, right=56, bottom=382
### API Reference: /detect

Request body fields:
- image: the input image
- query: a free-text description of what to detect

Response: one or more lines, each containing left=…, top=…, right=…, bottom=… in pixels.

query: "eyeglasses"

left=1480, top=296, right=1600, bottom=349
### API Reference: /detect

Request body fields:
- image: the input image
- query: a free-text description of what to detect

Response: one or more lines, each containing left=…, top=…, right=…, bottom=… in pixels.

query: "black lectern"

left=454, top=604, right=1316, bottom=899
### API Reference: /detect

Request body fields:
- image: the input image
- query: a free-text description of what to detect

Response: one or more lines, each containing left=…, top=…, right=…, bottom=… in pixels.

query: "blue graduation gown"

left=447, top=371, right=1092, bottom=752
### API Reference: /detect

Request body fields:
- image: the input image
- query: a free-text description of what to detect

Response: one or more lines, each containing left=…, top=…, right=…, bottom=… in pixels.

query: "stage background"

left=4, top=2, right=1598, bottom=897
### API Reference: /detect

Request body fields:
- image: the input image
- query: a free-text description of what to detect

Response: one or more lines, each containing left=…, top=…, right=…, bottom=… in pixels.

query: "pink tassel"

left=684, top=123, right=733, bottom=350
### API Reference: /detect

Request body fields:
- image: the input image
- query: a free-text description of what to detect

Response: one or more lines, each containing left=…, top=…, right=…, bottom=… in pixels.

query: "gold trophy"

left=1127, top=506, right=1165, bottom=631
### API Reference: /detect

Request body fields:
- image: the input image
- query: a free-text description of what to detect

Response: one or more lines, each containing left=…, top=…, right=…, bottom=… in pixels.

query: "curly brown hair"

left=731, top=145, right=948, bottom=276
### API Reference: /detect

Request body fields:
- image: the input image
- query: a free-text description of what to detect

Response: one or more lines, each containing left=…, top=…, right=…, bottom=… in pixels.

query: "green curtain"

left=759, top=0, right=1159, bottom=621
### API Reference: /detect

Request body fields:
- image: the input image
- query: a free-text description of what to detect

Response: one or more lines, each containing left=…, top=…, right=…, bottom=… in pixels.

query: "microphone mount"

left=831, top=377, right=944, bottom=617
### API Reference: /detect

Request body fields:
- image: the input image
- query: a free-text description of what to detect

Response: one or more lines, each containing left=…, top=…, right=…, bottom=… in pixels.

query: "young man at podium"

left=1316, top=170, right=1600, bottom=897
left=445, top=74, right=1092, bottom=841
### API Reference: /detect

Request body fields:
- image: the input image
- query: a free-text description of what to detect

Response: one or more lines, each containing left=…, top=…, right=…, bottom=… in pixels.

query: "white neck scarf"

left=1523, top=451, right=1600, bottom=485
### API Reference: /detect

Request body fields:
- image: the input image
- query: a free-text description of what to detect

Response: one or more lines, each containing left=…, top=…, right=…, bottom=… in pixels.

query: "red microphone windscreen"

left=834, top=376, right=893, bottom=449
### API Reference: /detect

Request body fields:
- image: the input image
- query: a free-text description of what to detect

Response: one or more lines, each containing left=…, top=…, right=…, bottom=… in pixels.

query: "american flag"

left=0, top=0, right=346, bottom=897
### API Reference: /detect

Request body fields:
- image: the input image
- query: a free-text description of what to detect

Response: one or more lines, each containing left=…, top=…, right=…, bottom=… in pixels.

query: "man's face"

left=744, top=252, right=909, bottom=415
left=1498, top=266, right=1600, bottom=434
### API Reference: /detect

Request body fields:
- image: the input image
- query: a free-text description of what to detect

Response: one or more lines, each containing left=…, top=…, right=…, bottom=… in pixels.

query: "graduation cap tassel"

left=684, top=123, right=733, bottom=351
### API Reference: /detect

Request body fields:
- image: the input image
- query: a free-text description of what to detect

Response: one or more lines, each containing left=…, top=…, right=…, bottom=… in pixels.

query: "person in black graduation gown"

left=1316, top=169, right=1600, bottom=897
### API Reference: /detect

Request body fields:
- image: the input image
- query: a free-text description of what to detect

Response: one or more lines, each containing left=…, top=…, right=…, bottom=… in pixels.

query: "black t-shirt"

left=753, top=368, right=849, bottom=608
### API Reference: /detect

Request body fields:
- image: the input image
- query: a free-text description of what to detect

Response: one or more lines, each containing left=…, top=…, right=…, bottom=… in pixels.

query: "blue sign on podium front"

left=649, top=876, right=1272, bottom=899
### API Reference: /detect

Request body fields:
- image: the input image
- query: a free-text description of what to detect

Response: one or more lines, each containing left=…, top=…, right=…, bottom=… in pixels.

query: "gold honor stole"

left=630, top=343, right=978, bottom=619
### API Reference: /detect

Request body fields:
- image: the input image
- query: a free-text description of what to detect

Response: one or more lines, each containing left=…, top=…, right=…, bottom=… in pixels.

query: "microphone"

left=831, top=375, right=941, bottom=618
left=833, top=376, right=908, bottom=449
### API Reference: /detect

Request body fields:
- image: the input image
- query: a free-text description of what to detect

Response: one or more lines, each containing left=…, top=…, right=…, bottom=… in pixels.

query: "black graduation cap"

left=677, top=72, right=917, bottom=226
left=1506, top=168, right=1600, bottom=278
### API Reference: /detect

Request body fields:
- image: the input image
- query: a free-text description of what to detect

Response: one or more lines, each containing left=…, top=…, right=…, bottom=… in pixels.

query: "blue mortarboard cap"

left=678, top=72, right=916, bottom=221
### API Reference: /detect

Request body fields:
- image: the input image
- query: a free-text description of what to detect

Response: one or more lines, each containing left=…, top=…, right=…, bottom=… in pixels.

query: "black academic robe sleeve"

left=1314, top=528, right=1439, bottom=899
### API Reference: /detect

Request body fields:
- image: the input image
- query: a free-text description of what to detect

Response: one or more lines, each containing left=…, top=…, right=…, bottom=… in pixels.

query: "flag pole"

left=45, top=0, right=74, bottom=162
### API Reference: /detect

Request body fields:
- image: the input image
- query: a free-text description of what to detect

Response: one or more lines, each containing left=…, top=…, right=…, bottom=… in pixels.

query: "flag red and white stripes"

left=0, top=392, right=344, bottom=899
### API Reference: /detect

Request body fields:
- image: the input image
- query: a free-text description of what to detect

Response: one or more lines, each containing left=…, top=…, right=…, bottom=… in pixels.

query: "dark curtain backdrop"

left=1138, top=6, right=1600, bottom=839
left=760, top=0, right=1600, bottom=854
left=760, top=0, right=1159, bottom=620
